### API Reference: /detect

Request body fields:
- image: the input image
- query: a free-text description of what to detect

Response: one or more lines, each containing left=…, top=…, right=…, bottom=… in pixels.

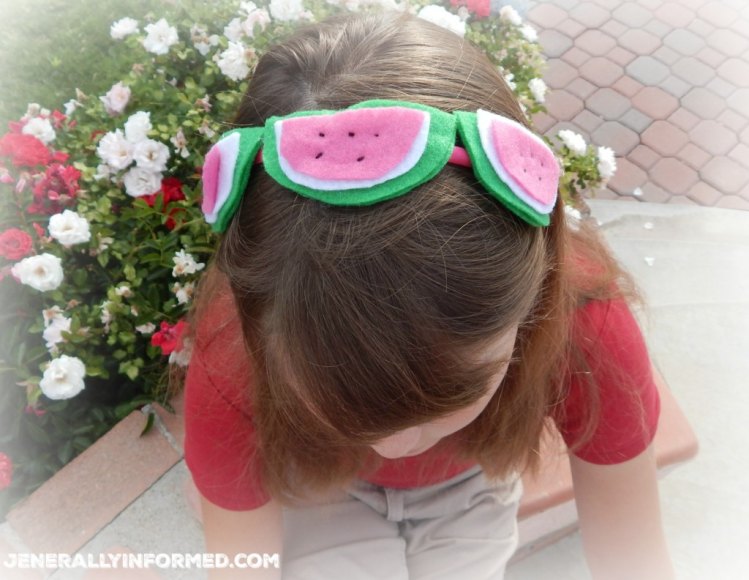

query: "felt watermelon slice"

left=455, top=110, right=559, bottom=226
left=201, top=127, right=263, bottom=233
left=262, top=100, right=456, bottom=206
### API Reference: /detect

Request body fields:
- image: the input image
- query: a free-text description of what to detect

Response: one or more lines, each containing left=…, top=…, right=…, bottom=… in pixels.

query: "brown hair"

left=178, top=11, right=641, bottom=504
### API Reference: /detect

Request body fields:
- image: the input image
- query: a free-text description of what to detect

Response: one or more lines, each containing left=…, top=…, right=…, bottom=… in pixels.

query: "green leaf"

left=140, top=411, right=156, bottom=436
left=124, top=264, right=137, bottom=282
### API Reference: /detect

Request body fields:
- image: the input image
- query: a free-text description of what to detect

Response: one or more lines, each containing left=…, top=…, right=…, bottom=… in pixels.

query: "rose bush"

left=0, top=0, right=615, bottom=518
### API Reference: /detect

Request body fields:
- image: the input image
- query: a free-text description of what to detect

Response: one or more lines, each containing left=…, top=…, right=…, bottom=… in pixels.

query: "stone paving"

left=526, top=0, right=749, bottom=210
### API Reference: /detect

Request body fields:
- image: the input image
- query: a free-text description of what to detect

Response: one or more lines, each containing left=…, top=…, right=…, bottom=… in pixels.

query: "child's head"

left=202, top=10, right=574, bottom=497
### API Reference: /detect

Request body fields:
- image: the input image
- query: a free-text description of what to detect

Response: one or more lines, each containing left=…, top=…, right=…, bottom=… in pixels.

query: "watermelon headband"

left=201, top=99, right=560, bottom=233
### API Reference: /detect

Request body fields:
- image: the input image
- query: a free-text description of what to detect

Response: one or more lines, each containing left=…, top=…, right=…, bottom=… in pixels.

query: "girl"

left=181, top=10, right=674, bottom=580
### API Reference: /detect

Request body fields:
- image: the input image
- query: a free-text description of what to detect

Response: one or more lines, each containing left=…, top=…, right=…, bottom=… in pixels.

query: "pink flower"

left=0, top=452, right=13, bottom=490
left=151, top=319, right=189, bottom=355
left=0, top=228, right=34, bottom=260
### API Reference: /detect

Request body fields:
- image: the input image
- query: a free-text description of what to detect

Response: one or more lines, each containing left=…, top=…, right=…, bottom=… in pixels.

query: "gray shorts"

left=281, top=465, right=523, bottom=579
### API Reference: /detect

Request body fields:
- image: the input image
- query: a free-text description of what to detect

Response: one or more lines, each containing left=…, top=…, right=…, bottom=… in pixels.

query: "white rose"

left=94, top=164, right=113, bottom=181
left=100, top=300, right=114, bottom=329
left=11, top=253, right=64, bottom=292
left=528, top=78, right=547, bottom=103
left=43, top=314, right=72, bottom=353
left=504, top=72, right=517, bottom=90
left=224, top=18, right=244, bottom=42
left=242, top=9, right=271, bottom=37
left=190, top=24, right=219, bottom=55
left=170, top=128, right=189, bottom=158
left=558, top=130, right=587, bottom=156
left=269, top=0, right=310, bottom=22
left=136, top=323, right=156, bottom=334
left=215, top=42, right=252, bottom=82
left=193, top=38, right=216, bottom=56
left=48, top=210, right=91, bottom=248
left=96, top=129, right=134, bottom=170
left=123, top=167, right=163, bottom=197
left=133, top=139, right=170, bottom=172
left=169, top=337, right=193, bottom=367
left=173, top=281, right=195, bottom=305
left=40, top=355, right=86, bottom=400
left=172, top=249, right=205, bottom=277
left=22, top=117, right=56, bottom=144
left=240, top=1, right=260, bottom=13
left=115, top=285, right=133, bottom=298
left=110, top=17, right=139, bottom=40
left=124, top=111, right=152, bottom=143
left=521, top=24, right=538, bottom=43
left=417, top=5, right=466, bottom=38
left=500, top=5, right=523, bottom=26
left=597, top=146, right=617, bottom=180
left=25, top=103, right=41, bottom=118
left=64, top=99, right=81, bottom=116
left=43, top=305, right=65, bottom=326
left=100, top=81, right=131, bottom=115
left=143, top=18, right=179, bottom=55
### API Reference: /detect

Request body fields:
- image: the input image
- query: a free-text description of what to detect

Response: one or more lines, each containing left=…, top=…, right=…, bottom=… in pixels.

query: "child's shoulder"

left=188, top=277, right=253, bottom=413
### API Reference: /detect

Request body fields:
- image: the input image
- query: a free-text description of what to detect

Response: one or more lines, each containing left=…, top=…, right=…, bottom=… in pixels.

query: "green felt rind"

left=262, top=100, right=456, bottom=206
left=454, top=111, right=550, bottom=227
left=212, top=126, right=264, bottom=233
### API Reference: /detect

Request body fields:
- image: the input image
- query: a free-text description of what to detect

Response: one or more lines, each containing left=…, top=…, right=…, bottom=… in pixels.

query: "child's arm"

left=569, top=443, right=675, bottom=580
left=199, top=493, right=283, bottom=579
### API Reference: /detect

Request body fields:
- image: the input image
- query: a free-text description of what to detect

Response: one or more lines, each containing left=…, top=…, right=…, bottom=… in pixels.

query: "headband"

left=201, top=99, right=559, bottom=232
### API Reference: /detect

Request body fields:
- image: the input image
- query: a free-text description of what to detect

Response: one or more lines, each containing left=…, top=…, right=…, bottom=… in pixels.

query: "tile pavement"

left=528, top=0, right=749, bottom=209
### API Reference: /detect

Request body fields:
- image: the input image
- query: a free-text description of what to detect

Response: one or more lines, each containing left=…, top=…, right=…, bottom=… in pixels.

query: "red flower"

left=0, top=452, right=12, bottom=491
left=0, top=133, right=52, bottom=167
left=28, top=163, right=81, bottom=215
left=32, top=223, right=47, bottom=239
left=151, top=319, right=189, bottom=355
left=450, top=0, right=491, bottom=18
left=50, top=110, right=67, bottom=129
left=0, top=228, right=34, bottom=260
left=141, top=177, right=187, bottom=230
left=24, top=404, right=47, bottom=417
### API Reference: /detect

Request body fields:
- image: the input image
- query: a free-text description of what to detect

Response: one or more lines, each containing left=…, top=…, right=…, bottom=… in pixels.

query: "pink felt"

left=201, top=144, right=221, bottom=215
left=278, top=107, right=427, bottom=181
left=449, top=146, right=472, bottom=168
left=490, top=119, right=558, bottom=206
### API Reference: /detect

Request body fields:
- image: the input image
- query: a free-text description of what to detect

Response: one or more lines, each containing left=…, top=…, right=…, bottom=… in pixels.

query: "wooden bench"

left=513, top=365, right=699, bottom=563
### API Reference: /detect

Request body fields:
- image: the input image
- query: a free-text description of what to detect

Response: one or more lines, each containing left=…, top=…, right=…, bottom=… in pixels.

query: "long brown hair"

left=179, top=11, right=641, bottom=504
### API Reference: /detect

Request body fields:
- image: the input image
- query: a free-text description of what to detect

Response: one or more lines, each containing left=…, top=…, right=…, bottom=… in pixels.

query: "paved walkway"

left=526, top=0, right=749, bottom=210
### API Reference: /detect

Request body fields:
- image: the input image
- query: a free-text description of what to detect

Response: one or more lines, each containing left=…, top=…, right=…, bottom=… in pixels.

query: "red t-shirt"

left=183, top=288, right=660, bottom=511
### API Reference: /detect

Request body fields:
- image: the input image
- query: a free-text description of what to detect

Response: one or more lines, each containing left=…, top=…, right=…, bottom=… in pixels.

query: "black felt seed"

left=315, top=152, right=323, bottom=159
left=319, top=132, right=325, bottom=137
left=357, top=156, right=365, bottom=162
left=349, top=132, right=355, bottom=137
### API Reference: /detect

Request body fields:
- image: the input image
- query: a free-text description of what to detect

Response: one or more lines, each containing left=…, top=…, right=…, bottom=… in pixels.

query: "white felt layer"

left=205, top=132, right=241, bottom=224
left=476, top=110, right=556, bottom=214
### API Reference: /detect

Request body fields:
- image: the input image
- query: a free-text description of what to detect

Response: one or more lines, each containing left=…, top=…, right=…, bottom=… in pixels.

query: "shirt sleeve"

left=555, top=298, right=661, bottom=465
left=183, top=326, right=272, bottom=511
